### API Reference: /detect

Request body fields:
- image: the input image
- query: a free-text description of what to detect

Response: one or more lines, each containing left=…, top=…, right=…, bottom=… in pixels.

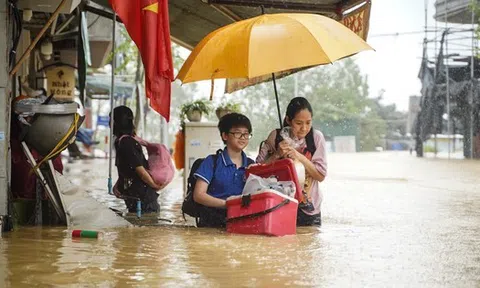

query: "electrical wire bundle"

left=8, top=0, right=22, bottom=69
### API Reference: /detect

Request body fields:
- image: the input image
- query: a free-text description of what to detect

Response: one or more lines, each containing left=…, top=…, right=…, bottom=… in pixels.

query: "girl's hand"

left=283, top=146, right=301, bottom=161
left=278, top=140, right=291, bottom=157
left=151, top=182, right=166, bottom=191
left=113, top=181, right=123, bottom=199
left=158, top=182, right=168, bottom=190
left=113, top=187, right=123, bottom=199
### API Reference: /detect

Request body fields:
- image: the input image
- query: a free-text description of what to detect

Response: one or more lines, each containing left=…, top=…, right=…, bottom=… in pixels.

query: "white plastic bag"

left=243, top=174, right=296, bottom=198
left=279, top=127, right=301, bottom=149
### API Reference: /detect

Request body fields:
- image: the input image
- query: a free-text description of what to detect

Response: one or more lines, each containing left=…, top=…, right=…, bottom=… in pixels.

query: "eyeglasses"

left=228, top=132, right=253, bottom=140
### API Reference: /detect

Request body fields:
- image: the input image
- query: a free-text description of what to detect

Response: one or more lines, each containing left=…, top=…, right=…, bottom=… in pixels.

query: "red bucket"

left=226, top=189, right=298, bottom=236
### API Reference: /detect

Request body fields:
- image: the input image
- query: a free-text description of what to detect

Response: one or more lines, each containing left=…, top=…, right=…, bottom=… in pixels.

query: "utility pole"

left=427, top=0, right=439, bottom=157
left=444, top=0, right=451, bottom=159
left=469, top=5, right=475, bottom=159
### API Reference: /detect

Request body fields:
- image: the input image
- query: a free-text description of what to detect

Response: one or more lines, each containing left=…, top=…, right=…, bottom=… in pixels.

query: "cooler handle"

left=227, top=199, right=291, bottom=223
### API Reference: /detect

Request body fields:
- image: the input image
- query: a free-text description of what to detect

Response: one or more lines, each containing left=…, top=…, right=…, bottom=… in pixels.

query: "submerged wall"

left=0, top=0, right=11, bottom=218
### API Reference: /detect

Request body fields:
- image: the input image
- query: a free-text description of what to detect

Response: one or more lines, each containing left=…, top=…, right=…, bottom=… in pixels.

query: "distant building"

left=424, top=134, right=464, bottom=153
left=434, top=0, right=477, bottom=24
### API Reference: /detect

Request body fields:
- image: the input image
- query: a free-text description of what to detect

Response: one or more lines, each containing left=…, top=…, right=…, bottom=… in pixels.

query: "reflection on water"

left=1, top=152, right=480, bottom=287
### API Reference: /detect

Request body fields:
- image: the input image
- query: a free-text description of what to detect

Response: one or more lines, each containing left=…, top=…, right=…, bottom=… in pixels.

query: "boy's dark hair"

left=111, top=105, right=134, bottom=137
left=218, top=112, right=252, bottom=143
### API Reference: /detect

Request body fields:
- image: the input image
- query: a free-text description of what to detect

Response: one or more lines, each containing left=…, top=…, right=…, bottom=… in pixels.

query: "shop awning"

left=87, top=0, right=371, bottom=50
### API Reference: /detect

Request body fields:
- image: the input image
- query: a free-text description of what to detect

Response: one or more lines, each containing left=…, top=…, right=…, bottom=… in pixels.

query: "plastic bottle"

left=72, top=230, right=99, bottom=238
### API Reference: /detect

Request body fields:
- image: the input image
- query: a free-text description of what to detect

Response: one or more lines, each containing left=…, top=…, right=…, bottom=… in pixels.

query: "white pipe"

left=108, top=12, right=117, bottom=194
left=161, top=117, right=168, bottom=146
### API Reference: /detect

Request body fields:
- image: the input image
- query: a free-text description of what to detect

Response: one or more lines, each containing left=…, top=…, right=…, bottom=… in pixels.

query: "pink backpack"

left=119, top=135, right=175, bottom=186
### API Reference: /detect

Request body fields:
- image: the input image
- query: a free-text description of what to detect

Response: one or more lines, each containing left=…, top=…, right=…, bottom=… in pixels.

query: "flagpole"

left=108, top=11, right=117, bottom=195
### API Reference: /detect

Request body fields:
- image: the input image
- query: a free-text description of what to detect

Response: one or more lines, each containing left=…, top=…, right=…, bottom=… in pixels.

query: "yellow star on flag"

left=143, top=2, right=158, bottom=13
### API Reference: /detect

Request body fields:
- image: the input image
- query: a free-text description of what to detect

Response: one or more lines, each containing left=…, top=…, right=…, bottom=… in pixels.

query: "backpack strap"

left=118, top=134, right=148, bottom=147
left=117, top=134, right=131, bottom=143
left=188, top=149, right=223, bottom=224
left=209, top=149, right=223, bottom=188
left=274, top=128, right=283, bottom=150
left=258, top=140, right=266, bottom=157
left=115, top=135, right=132, bottom=166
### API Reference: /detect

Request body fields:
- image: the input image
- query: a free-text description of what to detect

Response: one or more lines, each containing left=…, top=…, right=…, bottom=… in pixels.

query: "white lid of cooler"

left=226, top=189, right=298, bottom=203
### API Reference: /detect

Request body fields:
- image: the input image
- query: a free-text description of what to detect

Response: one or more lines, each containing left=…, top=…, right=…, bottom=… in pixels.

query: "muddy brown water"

left=1, top=152, right=479, bottom=287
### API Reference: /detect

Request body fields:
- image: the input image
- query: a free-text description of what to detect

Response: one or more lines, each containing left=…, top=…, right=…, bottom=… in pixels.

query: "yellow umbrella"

left=177, top=13, right=373, bottom=127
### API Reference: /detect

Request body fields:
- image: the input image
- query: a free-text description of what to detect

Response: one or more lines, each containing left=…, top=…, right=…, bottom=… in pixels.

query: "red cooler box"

left=226, top=189, right=298, bottom=236
left=246, top=159, right=302, bottom=201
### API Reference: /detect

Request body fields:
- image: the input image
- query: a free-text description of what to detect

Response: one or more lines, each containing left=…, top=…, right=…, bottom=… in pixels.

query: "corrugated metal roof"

left=89, top=0, right=367, bottom=49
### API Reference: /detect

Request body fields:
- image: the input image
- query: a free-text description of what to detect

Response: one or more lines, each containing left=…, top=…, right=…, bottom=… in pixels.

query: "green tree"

left=231, top=58, right=386, bottom=152
left=370, top=91, right=407, bottom=139
left=359, top=109, right=387, bottom=151
left=109, top=26, right=392, bottom=151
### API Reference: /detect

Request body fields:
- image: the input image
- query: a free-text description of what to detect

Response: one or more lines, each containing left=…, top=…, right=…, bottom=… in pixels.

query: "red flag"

left=109, top=0, right=174, bottom=121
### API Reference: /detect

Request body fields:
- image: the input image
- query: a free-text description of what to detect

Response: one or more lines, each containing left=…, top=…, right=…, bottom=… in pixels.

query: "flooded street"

left=1, top=152, right=480, bottom=287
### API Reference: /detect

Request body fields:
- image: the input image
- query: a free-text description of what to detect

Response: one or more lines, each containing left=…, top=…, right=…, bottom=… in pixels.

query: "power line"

left=371, top=28, right=475, bottom=39
left=447, top=41, right=478, bottom=48
left=425, top=34, right=476, bottom=43
left=369, top=30, right=440, bottom=38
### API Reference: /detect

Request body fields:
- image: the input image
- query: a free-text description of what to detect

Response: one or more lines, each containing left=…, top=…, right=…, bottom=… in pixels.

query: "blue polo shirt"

left=194, top=148, right=255, bottom=200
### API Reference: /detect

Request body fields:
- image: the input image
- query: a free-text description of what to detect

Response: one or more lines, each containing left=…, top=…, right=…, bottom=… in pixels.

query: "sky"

left=178, top=0, right=477, bottom=112
left=356, top=0, right=475, bottom=111
left=355, top=0, right=431, bottom=111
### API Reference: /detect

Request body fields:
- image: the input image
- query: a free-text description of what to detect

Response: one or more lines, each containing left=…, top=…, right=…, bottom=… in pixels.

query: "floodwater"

left=1, top=152, right=480, bottom=287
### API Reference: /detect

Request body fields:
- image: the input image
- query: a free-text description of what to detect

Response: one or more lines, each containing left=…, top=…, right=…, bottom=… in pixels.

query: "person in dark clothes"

left=112, top=106, right=163, bottom=214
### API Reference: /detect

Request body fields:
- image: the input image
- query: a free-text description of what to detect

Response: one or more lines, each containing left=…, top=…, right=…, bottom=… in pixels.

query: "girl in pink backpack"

left=112, top=106, right=166, bottom=214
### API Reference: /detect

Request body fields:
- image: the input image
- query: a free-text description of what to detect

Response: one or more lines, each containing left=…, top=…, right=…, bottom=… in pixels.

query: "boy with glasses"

left=193, top=113, right=254, bottom=227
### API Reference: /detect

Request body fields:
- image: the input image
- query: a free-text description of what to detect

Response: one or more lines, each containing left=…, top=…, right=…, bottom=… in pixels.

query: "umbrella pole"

left=108, top=12, right=117, bottom=195
left=271, top=73, right=283, bottom=128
